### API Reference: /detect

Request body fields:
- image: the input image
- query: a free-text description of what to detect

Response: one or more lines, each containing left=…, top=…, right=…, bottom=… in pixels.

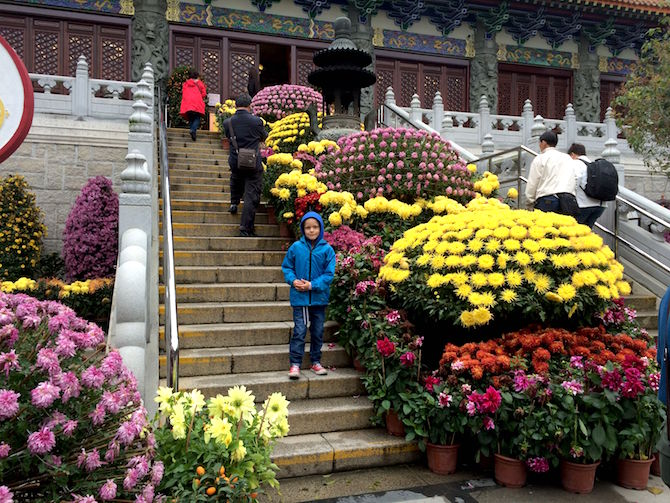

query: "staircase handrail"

left=381, top=102, right=478, bottom=162
left=158, top=87, right=180, bottom=390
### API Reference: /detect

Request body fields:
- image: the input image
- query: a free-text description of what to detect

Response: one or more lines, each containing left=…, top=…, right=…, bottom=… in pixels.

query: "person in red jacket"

left=179, top=69, right=207, bottom=141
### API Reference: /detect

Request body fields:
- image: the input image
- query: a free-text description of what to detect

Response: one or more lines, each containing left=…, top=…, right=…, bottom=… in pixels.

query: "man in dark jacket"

left=223, top=93, right=268, bottom=236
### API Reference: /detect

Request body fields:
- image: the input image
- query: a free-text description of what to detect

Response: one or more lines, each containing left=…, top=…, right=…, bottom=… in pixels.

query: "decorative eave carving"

left=606, top=23, right=648, bottom=55
left=120, top=0, right=134, bottom=16
left=351, top=0, right=385, bottom=23
left=506, top=7, right=546, bottom=45
left=426, top=0, right=469, bottom=37
left=477, top=1, right=509, bottom=36
left=539, top=12, right=582, bottom=49
left=385, top=0, right=428, bottom=31
left=581, top=18, right=616, bottom=48
left=251, top=0, right=281, bottom=12
left=294, top=0, right=333, bottom=19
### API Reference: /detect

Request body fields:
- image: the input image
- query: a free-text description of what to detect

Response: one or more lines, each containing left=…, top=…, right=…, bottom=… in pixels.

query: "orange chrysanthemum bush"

left=438, top=325, right=656, bottom=382
left=378, top=199, right=631, bottom=346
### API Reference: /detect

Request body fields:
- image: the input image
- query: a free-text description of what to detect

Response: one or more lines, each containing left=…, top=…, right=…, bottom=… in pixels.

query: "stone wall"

left=625, top=171, right=670, bottom=205
left=0, top=114, right=129, bottom=254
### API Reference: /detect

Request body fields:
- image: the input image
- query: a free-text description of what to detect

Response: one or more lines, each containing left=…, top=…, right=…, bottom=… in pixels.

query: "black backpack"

left=583, top=158, right=619, bottom=201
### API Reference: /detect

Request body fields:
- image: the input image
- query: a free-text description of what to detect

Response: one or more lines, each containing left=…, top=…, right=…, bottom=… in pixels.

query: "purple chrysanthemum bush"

left=250, top=84, right=323, bottom=122
left=0, top=292, right=163, bottom=502
left=63, top=177, right=119, bottom=281
left=314, top=128, right=478, bottom=204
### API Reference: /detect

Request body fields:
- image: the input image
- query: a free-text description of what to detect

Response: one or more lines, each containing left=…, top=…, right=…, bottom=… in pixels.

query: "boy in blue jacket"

left=282, top=211, right=336, bottom=379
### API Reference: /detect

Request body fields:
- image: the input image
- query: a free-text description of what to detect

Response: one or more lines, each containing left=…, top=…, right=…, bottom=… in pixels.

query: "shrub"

left=0, top=174, right=46, bottom=281
left=167, top=66, right=208, bottom=129
left=154, top=386, right=289, bottom=501
left=0, top=292, right=162, bottom=501
left=314, top=128, right=479, bottom=204
left=379, top=203, right=631, bottom=339
left=215, top=99, right=237, bottom=138
left=250, top=84, right=322, bottom=122
left=63, top=177, right=119, bottom=281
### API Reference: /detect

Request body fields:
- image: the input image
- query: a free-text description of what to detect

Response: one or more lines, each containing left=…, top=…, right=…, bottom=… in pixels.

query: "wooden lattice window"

left=375, top=61, right=394, bottom=110
left=296, top=49, right=315, bottom=88
left=202, top=48, right=221, bottom=95
left=229, top=42, right=257, bottom=99
left=498, top=64, right=572, bottom=119
left=498, top=79, right=512, bottom=115
left=422, top=67, right=441, bottom=108
left=445, top=73, right=466, bottom=112
left=34, top=22, right=60, bottom=75
left=67, top=25, right=94, bottom=76
left=600, top=77, right=624, bottom=121
left=0, top=24, right=25, bottom=60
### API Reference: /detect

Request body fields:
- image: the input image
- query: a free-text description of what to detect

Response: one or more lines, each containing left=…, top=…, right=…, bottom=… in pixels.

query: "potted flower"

left=554, top=357, right=619, bottom=494
left=421, top=376, right=469, bottom=474
left=153, top=385, right=289, bottom=501
left=214, top=98, right=236, bottom=147
left=611, top=356, right=666, bottom=489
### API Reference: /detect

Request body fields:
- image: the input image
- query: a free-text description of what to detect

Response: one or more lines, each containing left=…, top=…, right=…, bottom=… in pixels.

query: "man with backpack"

left=568, top=143, right=619, bottom=229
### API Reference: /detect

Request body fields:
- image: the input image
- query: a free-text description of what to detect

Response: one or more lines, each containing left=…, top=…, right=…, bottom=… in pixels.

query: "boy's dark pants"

left=230, top=167, right=263, bottom=232
left=290, top=305, right=326, bottom=366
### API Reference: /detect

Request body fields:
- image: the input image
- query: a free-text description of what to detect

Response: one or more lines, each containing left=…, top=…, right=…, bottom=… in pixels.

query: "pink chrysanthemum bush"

left=63, top=177, right=119, bottom=281
left=314, top=128, right=479, bottom=204
left=0, top=292, right=162, bottom=502
left=250, top=85, right=323, bottom=122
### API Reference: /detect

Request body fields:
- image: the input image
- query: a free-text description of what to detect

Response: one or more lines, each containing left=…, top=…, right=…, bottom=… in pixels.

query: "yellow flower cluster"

left=0, top=276, right=113, bottom=297
left=266, top=153, right=303, bottom=170
left=472, top=171, right=500, bottom=196
left=270, top=169, right=327, bottom=200
left=265, top=112, right=322, bottom=153
left=421, top=196, right=466, bottom=215
left=364, top=197, right=423, bottom=220
left=296, top=139, right=339, bottom=156
left=319, top=190, right=367, bottom=227
left=379, top=206, right=629, bottom=327
left=0, top=276, right=37, bottom=292
left=215, top=99, right=236, bottom=117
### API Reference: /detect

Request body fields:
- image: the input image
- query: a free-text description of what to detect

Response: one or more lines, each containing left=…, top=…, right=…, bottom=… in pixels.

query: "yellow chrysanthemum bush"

left=153, top=386, right=289, bottom=501
left=265, top=112, right=323, bottom=155
left=269, top=169, right=327, bottom=233
left=379, top=203, right=630, bottom=339
left=0, top=174, right=46, bottom=281
left=214, top=99, right=236, bottom=137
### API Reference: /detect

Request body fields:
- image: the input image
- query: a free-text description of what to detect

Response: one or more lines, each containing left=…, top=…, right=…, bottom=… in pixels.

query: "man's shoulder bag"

left=227, top=118, right=258, bottom=171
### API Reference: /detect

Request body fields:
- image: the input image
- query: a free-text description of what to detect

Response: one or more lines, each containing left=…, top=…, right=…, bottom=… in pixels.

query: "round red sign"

left=0, top=35, right=34, bottom=164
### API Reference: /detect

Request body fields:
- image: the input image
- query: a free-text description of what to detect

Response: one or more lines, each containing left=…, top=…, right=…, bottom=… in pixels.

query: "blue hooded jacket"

left=281, top=211, right=336, bottom=307
left=658, top=288, right=670, bottom=405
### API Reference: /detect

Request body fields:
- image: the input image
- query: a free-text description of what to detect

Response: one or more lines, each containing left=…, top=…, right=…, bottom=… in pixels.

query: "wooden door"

left=228, top=41, right=258, bottom=100
left=600, top=78, right=624, bottom=121
left=498, top=65, right=572, bottom=119
left=172, top=34, right=224, bottom=98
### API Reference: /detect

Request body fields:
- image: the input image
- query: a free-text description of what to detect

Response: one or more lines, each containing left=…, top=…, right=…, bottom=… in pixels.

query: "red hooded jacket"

left=179, top=78, right=207, bottom=117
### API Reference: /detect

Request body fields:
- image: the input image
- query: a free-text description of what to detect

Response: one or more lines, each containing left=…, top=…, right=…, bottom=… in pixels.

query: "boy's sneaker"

left=310, top=363, right=328, bottom=375
left=288, top=365, right=300, bottom=379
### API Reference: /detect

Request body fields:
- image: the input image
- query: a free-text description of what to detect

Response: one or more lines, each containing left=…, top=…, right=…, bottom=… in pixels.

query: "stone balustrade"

left=30, top=56, right=137, bottom=120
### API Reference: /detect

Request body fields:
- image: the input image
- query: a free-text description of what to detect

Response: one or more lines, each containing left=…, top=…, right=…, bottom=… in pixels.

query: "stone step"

left=169, top=146, right=225, bottom=155
left=158, top=320, right=338, bottom=349
left=623, top=294, right=658, bottom=312
left=167, top=165, right=228, bottom=175
left=169, top=190, right=228, bottom=200
left=164, top=210, right=270, bottom=225
left=158, top=342, right=351, bottom=377
left=167, top=140, right=223, bottom=150
left=170, top=176, right=228, bottom=186
left=170, top=181, right=226, bottom=192
left=169, top=152, right=229, bottom=163
left=635, top=310, right=658, bottom=330
left=166, top=199, right=269, bottom=212
left=168, top=222, right=281, bottom=237
left=159, top=300, right=292, bottom=324
left=160, top=282, right=288, bottom=303
left=163, top=266, right=285, bottom=284
left=170, top=368, right=365, bottom=403
left=285, top=397, right=374, bottom=436
left=167, top=235, right=289, bottom=252
left=271, top=429, right=421, bottom=479
left=169, top=250, right=284, bottom=266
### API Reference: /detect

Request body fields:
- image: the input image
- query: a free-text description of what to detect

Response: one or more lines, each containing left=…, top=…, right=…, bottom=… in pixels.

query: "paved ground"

left=259, top=464, right=669, bottom=503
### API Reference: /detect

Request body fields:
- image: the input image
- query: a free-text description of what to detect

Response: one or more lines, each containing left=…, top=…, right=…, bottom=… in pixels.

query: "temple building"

left=1, top=0, right=667, bottom=124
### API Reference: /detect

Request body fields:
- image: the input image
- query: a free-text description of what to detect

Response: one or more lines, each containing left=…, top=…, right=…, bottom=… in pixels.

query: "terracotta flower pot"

left=266, top=206, right=278, bottom=225
left=352, top=356, right=365, bottom=372
left=650, top=452, right=661, bottom=477
left=426, top=443, right=460, bottom=475
left=279, top=222, right=293, bottom=239
left=221, top=137, right=230, bottom=150
left=385, top=409, right=405, bottom=437
left=616, top=457, right=654, bottom=490
left=560, top=459, right=600, bottom=494
left=494, top=453, right=527, bottom=488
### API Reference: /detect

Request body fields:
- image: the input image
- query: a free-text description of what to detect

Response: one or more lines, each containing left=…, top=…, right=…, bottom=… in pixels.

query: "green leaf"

left=592, top=425, right=606, bottom=446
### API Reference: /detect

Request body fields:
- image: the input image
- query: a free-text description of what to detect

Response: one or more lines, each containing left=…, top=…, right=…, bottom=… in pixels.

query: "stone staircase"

left=158, top=129, right=420, bottom=479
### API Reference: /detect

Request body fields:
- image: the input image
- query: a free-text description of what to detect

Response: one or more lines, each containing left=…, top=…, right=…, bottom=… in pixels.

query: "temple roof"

left=549, top=0, right=670, bottom=14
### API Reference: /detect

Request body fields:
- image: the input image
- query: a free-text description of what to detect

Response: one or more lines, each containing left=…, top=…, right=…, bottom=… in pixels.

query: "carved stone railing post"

left=602, top=137, right=624, bottom=184
left=141, top=62, right=155, bottom=118
left=441, top=113, right=453, bottom=136
left=383, top=86, right=396, bottom=126
left=128, top=83, right=154, bottom=189
left=72, top=56, right=90, bottom=119
left=482, top=133, right=494, bottom=154
left=522, top=99, right=534, bottom=145
left=432, top=91, right=444, bottom=131
left=478, top=95, right=491, bottom=144
left=530, top=114, right=546, bottom=143
left=410, top=94, right=422, bottom=123
left=604, top=107, right=618, bottom=141
left=565, top=103, right=577, bottom=147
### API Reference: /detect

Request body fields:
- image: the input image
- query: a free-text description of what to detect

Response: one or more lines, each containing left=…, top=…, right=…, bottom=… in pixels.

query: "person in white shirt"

left=525, top=131, right=578, bottom=214
left=568, top=143, right=606, bottom=229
